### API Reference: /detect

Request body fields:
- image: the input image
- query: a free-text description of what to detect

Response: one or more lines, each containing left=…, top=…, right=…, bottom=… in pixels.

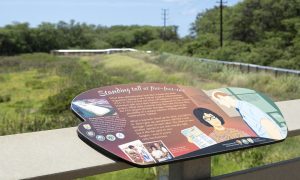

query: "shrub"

left=0, top=95, right=11, bottom=103
left=41, top=85, right=84, bottom=114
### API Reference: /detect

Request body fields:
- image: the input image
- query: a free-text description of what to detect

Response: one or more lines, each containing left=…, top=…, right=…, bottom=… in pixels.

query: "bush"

left=41, top=86, right=84, bottom=114
left=0, top=95, right=11, bottom=103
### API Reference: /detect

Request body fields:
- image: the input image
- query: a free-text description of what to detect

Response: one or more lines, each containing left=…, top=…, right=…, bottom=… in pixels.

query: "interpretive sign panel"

left=71, top=83, right=287, bottom=167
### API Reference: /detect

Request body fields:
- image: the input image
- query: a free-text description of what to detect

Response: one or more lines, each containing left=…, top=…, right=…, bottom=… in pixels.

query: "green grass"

left=97, top=54, right=195, bottom=85
left=212, top=136, right=300, bottom=175
left=80, top=168, right=157, bottom=180
left=0, top=70, right=62, bottom=107
left=0, top=70, right=65, bottom=134
left=0, top=52, right=299, bottom=179
left=129, top=52, right=300, bottom=101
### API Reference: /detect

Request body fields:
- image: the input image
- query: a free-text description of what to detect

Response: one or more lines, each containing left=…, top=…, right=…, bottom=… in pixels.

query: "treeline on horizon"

left=0, top=21, right=179, bottom=54
left=0, top=0, right=299, bottom=70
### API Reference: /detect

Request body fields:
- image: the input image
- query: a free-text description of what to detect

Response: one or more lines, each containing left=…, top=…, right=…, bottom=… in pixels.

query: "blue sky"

left=0, top=0, right=242, bottom=36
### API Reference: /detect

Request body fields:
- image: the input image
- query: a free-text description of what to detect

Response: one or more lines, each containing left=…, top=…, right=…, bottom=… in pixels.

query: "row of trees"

left=0, top=0, right=299, bottom=69
left=0, top=20, right=179, bottom=55
left=143, top=0, right=300, bottom=70
left=185, top=0, right=300, bottom=69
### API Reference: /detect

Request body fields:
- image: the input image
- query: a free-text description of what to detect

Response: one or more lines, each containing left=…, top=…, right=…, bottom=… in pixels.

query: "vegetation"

left=0, top=0, right=299, bottom=179
left=0, top=22, right=178, bottom=55
left=186, top=0, right=300, bottom=69
left=1, top=0, right=299, bottom=70
left=0, top=52, right=300, bottom=179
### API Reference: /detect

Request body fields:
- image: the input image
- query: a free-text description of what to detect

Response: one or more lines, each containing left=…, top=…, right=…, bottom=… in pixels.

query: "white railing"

left=0, top=99, right=299, bottom=180
left=51, top=48, right=138, bottom=56
left=161, top=53, right=300, bottom=76
left=198, top=58, right=300, bottom=76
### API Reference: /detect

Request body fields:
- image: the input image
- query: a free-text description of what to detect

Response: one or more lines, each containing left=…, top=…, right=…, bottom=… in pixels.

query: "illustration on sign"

left=71, top=83, right=288, bottom=167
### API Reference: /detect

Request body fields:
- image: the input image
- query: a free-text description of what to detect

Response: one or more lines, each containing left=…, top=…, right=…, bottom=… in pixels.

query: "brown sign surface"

left=71, top=83, right=288, bottom=167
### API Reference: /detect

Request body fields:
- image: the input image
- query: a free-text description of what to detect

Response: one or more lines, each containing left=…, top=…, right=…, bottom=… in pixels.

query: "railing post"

left=168, top=157, right=211, bottom=180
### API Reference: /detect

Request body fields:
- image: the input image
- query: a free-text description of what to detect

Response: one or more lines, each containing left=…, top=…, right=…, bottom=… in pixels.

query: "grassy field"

left=0, top=52, right=299, bottom=179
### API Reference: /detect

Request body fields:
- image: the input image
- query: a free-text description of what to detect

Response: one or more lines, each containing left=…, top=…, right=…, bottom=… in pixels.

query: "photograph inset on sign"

left=119, top=140, right=155, bottom=164
left=143, top=141, right=174, bottom=162
left=72, top=98, right=117, bottom=118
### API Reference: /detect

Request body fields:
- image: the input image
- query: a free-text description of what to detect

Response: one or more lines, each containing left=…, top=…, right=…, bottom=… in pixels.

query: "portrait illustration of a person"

left=193, top=108, right=249, bottom=142
left=212, top=91, right=287, bottom=140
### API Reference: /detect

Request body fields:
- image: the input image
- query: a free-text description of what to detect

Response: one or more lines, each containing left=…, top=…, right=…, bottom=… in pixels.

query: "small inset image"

left=72, top=98, right=117, bottom=118
left=143, top=141, right=174, bottom=162
left=242, top=139, right=249, bottom=145
left=247, top=138, right=254, bottom=144
left=119, top=140, right=155, bottom=164
left=83, top=123, right=92, bottom=130
left=181, top=126, right=217, bottom=149
left=86, top=131, right=95, bottom=137
left=236, top=140, right=243, bottom=145
left=116, top=132, right=125, bottom=139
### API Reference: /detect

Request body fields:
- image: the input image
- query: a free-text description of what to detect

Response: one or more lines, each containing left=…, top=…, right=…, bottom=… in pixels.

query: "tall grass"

left=0, top=54, right=121, bottom=135
left=1, top=52, right=299, bottom=178
left=129, top=52, right=300, bottom=101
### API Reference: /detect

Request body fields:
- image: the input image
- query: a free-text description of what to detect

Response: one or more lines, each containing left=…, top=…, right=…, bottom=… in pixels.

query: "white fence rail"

left=198, top=58, right=300, bottom=76
left=51, top=48, right=137, bottom=56
left=0, top=99, right=299, bottom=179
